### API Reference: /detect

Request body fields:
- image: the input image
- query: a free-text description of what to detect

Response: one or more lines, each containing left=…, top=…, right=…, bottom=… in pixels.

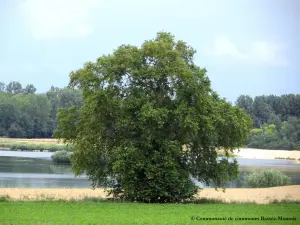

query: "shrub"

left=244, top=169, right=291, bottom=188
left=51, top=150, right=72, bottom=163
left=0, top=195, right=10, bottom=202
left=270, top=199, right=300, bottom=204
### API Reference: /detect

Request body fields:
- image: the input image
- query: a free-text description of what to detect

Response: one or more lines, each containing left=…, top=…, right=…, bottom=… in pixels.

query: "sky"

left=0, top=0, right=299, bottom=102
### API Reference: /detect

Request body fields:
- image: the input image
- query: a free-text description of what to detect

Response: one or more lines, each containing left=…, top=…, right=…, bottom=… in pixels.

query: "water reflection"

left=0, top=177, right=91, bottom=188
left=0, top=153, right=91, bottom=188
left=0, top=156, right=71, bottom=174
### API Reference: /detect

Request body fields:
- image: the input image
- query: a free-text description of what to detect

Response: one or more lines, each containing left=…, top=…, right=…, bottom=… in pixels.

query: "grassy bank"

left=0, top=137, right=59, bottom=143
left=0, top=142, right=68, bottom=152
left=0, top=138, right=69, bottom=152
left=0, top=202, right=298, bottom=225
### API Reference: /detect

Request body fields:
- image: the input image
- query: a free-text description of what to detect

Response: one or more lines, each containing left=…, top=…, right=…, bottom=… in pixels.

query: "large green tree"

left=55, top=32, right=252, bottom=202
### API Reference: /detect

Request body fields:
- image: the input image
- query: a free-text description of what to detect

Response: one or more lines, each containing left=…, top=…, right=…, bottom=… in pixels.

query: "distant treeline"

left=236, top=94, right=300, bottom=150
left=0, top=81, right=82, bottom=138
left=1, top=81, right=299, bottom=150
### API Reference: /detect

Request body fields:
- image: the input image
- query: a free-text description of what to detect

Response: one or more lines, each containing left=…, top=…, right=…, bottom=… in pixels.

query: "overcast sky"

left=0, top=0, right=299, bottom=102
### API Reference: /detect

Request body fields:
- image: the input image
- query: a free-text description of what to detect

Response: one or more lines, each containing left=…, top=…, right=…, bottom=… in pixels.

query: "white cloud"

left=248, top=41, right=288, bottom=67
left=213, top=36, right=247, bottom=60
left=18, top=0, right=102, bottom=40
left=211, top=35, right=288, bottom=67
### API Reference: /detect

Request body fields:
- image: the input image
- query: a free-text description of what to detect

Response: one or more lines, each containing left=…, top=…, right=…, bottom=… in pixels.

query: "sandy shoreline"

left=233, top=148, right=300, bottom=161
left=197, top=185, right=300, bottom=204
left=1, top=146, right=300, bottom=161
left=1, top=186, right=300, bottom=204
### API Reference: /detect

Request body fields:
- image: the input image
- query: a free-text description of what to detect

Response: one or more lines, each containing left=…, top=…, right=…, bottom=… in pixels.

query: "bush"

left=244, top=169, right=291, bottom=188
left=51, top=150, right=72, bottom=163
left=0, top=195, right=10, bottom=202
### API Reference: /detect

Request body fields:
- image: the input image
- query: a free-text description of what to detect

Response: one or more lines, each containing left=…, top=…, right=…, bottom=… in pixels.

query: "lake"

left=1, top=149, right=300, bottom=188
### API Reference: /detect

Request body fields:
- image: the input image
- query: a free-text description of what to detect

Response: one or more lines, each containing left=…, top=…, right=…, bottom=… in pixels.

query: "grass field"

left=0, top=202, right=299, bottom=225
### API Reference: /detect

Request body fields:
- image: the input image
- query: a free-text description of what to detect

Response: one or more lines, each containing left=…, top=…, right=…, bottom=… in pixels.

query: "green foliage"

left=0, top=195, right=10, bottom=202
left=0, top=82, right=5, bottom=92
left=0, top=83, right=82, bottom=138
left=51, top=150, right=72, bottom=163
left=236, top=94, right=300, bottom=150
left=244, top=170, right=292, bottom=188
left=270, top=199, right=300, bottom=204
left=6, top=81, right=23, bottom=94
left=261, top=123, right=276, bottom=135
left=246, top=118, right=300, bottom=150
left=235, top=95, right=253, bottom=115
left=55, top=31, right=252, bottom=203
left=23, top=84, right=37, bottom=94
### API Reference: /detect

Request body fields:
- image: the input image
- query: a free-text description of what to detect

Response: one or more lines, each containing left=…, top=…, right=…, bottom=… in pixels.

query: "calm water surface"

left=1, top=149, right=300, bottom=188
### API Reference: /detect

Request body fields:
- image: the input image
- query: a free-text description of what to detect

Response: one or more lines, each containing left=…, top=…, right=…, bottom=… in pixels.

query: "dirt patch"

left=1, top=186, right=300, bottom=204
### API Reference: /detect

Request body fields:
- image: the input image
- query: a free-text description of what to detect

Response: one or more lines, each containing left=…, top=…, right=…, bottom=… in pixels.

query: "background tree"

left=0, top=104, right=19, bottom=136
left=235, top=95, right=253, bottom=116
left=46, top=86, right=83, bottom=129
left=55, top=32, right=252, bottom=202
left=23, top=84, right=37, bottom=94
left=0, top=82, right=82, bottom=138
left=237, top=94, right=300, bottom=150
left=5, top=81, right=23, bottom=94
left=0, top=82, right=5, bottom=92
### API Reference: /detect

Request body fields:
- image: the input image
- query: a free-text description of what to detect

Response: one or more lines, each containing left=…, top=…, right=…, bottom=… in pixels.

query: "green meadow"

left=0, top=202, right=299, bottom=225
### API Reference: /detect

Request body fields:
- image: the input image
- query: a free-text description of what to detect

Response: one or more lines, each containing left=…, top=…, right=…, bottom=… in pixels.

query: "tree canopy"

left=0, top=83, right=82, bottom=138
left=1, top=79, right=297, bottom=150
left=236, top=94, right=300, bottom=150
left=55, top=32, right=252, bottom=202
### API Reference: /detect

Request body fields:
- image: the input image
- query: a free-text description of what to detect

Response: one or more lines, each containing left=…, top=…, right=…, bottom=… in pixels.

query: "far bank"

left=1, top=137, right=300, bottom=161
